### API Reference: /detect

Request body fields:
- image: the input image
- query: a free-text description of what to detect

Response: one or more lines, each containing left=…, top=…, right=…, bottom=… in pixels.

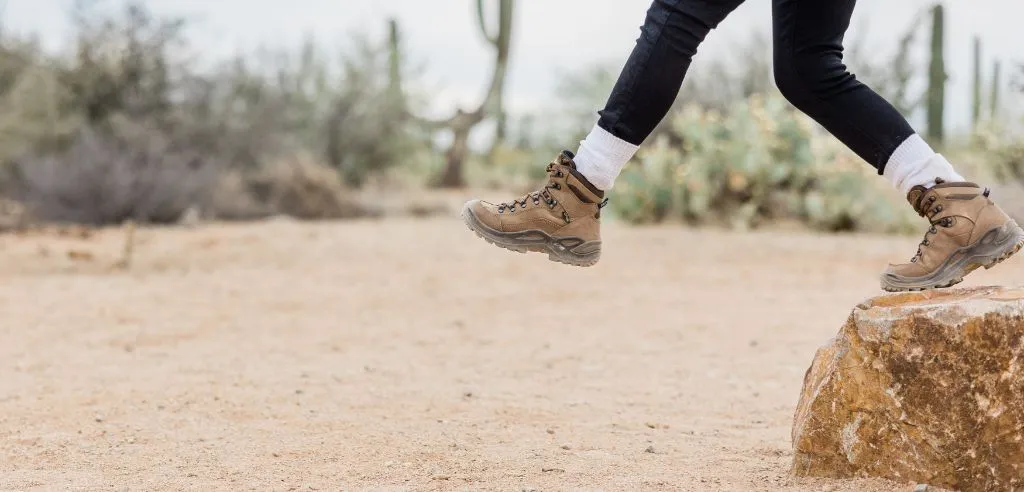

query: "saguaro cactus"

left=477, top=0, right=513, bottom=146
left=387, top=18, right=402, bottom=99
left=990, top=60, right=1001, bottom=120
left=926, top=3, right=946, bottom=143
left=435, top=0, right=515, bottom=188
left=971, top=36, right=981, bottom=129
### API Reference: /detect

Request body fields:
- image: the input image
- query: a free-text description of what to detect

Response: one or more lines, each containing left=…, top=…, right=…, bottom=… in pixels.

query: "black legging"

left=596, top=0, right=915, bottom=174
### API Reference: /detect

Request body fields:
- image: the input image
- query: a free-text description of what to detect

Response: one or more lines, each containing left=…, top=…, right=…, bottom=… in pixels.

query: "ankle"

left=572, top=124, right=638, bottom=191
left=884, top=135, right=965, bottom=194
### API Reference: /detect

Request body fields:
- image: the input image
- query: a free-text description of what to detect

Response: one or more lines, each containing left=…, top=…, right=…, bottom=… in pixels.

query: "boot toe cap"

left=882, top=261, right=929, bottom=280
left=463, top=199, right=504, bottom=231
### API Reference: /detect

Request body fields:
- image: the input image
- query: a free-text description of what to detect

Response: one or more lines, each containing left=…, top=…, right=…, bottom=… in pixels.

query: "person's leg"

left=771, top=0, right=961, bottom=189
left=772, top=0, right=1023, bottom=291
left=462, top=0, right=745, bottom=266
left=573, top=0, right=746, bottom=190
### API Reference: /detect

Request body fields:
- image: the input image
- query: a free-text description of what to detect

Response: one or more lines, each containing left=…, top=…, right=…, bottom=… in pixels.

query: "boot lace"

left=911, top=195, right=953, bottom=263
left=497, top=163, right=564, bottom=214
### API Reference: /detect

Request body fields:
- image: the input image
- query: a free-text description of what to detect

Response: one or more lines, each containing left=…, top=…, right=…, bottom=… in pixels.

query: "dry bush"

left=245, top=156, right=370, bottom=220
left=0, top=2, right=426, bottom=227
left=0, top=198, right=31, bottom=232
left=204, top=170, right=273, bottom=221
left=5, top=123, right=219, bottom=225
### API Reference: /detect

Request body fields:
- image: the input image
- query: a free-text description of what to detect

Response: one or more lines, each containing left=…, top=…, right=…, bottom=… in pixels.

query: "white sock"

left=572, top=124, right=639, bottom=190
left=883, top=134, right=965, bottom=195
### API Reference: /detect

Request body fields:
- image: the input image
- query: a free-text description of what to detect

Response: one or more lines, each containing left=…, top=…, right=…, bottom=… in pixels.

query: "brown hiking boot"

left=881, top=179, right=1024, bottom=292
left=461, top=151, right=607, bottom=267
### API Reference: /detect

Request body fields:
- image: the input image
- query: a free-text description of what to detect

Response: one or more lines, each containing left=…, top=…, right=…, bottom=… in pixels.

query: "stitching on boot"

left=944, top=194, right=982, bottom=201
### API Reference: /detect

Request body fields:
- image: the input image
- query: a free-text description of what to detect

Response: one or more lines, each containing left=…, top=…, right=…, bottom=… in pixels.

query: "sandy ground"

left=0, top=215, right=1017, bottom=491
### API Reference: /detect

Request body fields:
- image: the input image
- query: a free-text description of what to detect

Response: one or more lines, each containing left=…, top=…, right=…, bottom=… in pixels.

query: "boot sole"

left=461, top=203, right=601, bottom=267
left=881, top=220, right=1024, bottom=292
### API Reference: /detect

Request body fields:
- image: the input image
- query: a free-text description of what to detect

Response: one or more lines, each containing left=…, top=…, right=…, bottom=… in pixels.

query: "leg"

left=598, top=0, right=746, bottom=145
left=461, top=0, right=745, bottom=267
left=771, top=0, right=915, bottom=173
left=575, top=0, right=746, bottom=190
left=771, top=0, right=1023, bottom=291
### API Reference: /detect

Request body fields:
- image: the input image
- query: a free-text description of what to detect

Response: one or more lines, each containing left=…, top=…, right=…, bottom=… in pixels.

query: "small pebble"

left=560, top=444, right=571, bottom=450
left=546, top=429, right=555, bottom=435
left=645, top=445, right=657, bottom=454
left=914, top=485, right=930, bottom=492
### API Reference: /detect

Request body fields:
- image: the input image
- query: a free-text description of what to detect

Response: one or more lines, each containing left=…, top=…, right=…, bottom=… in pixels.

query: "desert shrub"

left=971, top=122, right=1024, bottom=184
left=245, top=156, right=368, bottom=220
left=325, top=39, right=427, bottom=187
left=194, top=37, right=424, bottom=183
left=0, top=198, right=30, bottom=232
left=5, top=123, right=218, bottom=225
left=0, top=4, right=214, bottom=225
left=611, top=94, right=919, bottom=233
left=0, top=63, right=83, bottom=169
left=204, top=170, right=272, bottom=221
left=464, top=143, right=556, bottom=192
left=0, top=2, right=433, bottom=225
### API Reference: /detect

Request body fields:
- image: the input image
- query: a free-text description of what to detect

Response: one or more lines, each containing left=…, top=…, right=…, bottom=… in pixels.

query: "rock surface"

left=791, top=286, right=1024, bottom=492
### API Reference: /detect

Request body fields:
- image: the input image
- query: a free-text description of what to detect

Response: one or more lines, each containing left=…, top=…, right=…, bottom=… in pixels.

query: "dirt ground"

left=1, top=214, right=1017, bottom=491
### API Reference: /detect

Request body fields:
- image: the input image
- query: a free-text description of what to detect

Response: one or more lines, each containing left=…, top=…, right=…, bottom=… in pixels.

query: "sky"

left=3, top=0, right=1022, bottom=136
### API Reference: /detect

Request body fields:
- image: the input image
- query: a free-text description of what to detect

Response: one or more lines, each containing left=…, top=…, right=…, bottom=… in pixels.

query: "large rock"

left=791, top=286, right=1024, bottom=492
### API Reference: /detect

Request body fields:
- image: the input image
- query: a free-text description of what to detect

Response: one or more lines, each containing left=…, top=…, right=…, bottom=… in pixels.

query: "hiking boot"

left=461, top=150, right=607, bottom=267
left=881, top=179, right=1024, bottom=292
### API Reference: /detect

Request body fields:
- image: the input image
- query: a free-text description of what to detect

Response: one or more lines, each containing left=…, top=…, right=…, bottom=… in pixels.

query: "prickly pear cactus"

left=610, top=93, right=919, bottom=233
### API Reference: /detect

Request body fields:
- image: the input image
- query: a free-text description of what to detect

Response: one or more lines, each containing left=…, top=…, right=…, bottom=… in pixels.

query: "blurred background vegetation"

left=0, top=1, right=1021, bottom=234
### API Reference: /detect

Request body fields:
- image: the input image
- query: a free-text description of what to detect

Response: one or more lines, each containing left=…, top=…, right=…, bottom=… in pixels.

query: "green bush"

left=611, top=94, right=920, bottom=233
left=971, top=122, right=1024, bottom=184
